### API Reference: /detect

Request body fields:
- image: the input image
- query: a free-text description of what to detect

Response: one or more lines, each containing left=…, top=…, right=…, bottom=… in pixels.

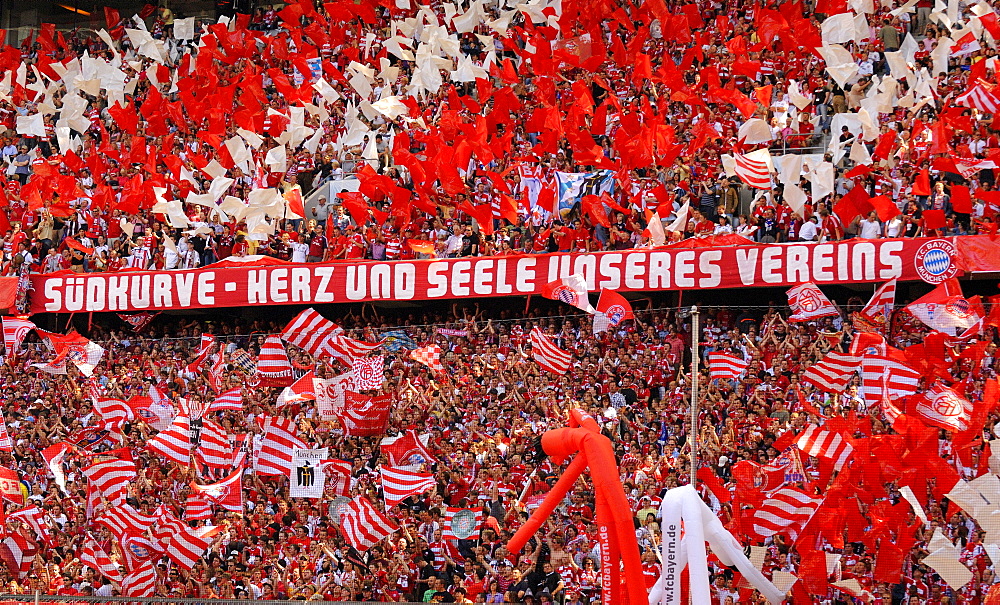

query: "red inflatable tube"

left=506, top=411, right=647, bottom=605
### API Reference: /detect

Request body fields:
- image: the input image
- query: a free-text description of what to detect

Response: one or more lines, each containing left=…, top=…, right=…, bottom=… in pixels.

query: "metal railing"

left=776, top=133, right=827, bottom=156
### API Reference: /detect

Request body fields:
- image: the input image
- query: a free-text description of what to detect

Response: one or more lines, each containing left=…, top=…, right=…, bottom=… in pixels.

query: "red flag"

left=190, top=468, right=243, bottom=512
left=64, top=236, right=95, bottom=255
left=339, top=392, right=392, bottom=436
left=381, top=430, right=436, bottom=466
left=923, top=208, right=946, bottom=231
left=277, top=371, right=317, bottom=407
left=912, top=169, right=931, bottom=196
left=104, top=7, right=121, bottom=29
left=0, top=467, right=22, bottom=504
left=596, top=289, right=634, bottom=326
left=283, top=186, right=305, bottom=218
left=951, top=185, right=973, bottom=214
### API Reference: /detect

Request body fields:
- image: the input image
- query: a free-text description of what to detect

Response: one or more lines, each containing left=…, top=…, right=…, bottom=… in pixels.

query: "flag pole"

left=690, top=305, right=700, bottom=491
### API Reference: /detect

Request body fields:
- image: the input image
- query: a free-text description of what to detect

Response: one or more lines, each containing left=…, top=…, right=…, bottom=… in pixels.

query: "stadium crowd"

left=0, top=293, right=995, bottom=604
left=0, top=0, right=996, bottom=601
left=0, top=0, right=995, bottom=276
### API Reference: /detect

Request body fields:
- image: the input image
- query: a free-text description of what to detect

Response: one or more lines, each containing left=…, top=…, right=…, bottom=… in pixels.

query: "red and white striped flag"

left=795, top=424, right=854, bottom=470
left=119, top=560, right=157, bottom=597
left=787, top=282, right=839, bottom=322
left=860, top=354, right=921, bottom=406
left=339, top=496, right=399, bottom=551
left=9, top=506, right=55, bottom=547
left=912, top=382, right=975, bottom=432
left=1, top=317, right=34, bottom=356
left=190, top=468, right=243, bottom=513
left=80, top=535, right=123, bottom=583
left=95, top=504, right=156, bottom=540
left=207, top=352, right=226, bottom=394
left=207, top=387, right=243, bottom=413
left=282, top=308, right=342, bottom=356
left=326, top=333, right=383, bottom=362
left=152, top=505, right=185, bottom=550
left=859, top=279, right=896, bottom=325
left=380, top=465, right=437, bottom=508
left=184, top=492, right=214, bottom=521
left=752, top=486, right=822, bottom=540
left=732, top=150, right=773, bottom=189
left=196, top=419, right=233, bottom=469
left=801, top=351, right=860, bottom=393
left=442, top=507, right=484, bottom=541
left=707, top=351, right=749, bottom=381
left=82, top=457, right=136, bottom=507
left=93, top=397, right=135, bottom=429
left=0, top=415, right=12, bottom=452
left=255, top=335, right=294, bottom=387
left=255, top=416, right=307, bottom=476
left=168, top=525, right=220, bottom=570
left=146, top=414, right=192, bottom=466
left=956, top=84, right=1000, bottom=113
left=529, top=327, right=572, bottom=375
left=352, top=356, right=385, bottom=391
left=277, top=370, right=317, bottom=407
left=0, top=534, right=36, bottom=580
left=411, top=345, right=445, bottom=373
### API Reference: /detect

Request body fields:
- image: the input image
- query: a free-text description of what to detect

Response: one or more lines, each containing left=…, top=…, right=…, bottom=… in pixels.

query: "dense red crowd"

left=0, top=292, right=994, bottom=604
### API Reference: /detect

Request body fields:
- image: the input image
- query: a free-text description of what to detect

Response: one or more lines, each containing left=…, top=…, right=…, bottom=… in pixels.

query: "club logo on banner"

left=605, top=304, right=627, bottom=325
left=449, top=509, right=480, bottom=540
left=313, top=372, right=354, bottom=421
left=915, top=239, right=959, bottom=284
left=290, top=448, right=328, bottom=499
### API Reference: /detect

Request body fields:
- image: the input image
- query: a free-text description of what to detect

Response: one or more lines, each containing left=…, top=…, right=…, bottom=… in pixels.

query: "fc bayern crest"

left=605, top=304, right=627, bottom=325
left=552, top=285, right=577, bottom=305
left=914, top=240, right=959, bottom=284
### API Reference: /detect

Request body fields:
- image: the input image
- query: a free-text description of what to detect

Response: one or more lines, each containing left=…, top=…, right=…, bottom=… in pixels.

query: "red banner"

left=26, top=237, right=999, bottom=314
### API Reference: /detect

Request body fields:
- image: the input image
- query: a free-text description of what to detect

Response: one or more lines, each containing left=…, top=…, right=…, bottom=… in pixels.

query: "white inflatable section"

left=647, top=485, right=786, bottom=605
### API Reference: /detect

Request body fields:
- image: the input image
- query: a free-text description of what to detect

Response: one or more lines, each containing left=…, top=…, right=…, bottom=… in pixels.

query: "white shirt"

left=885, top=217, right=903, bottom=238
left=859, top=219, right=881, bottom=239
left=799, top=220, right=819, bottom=241
left=290, top=242, right=309, bottom=263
